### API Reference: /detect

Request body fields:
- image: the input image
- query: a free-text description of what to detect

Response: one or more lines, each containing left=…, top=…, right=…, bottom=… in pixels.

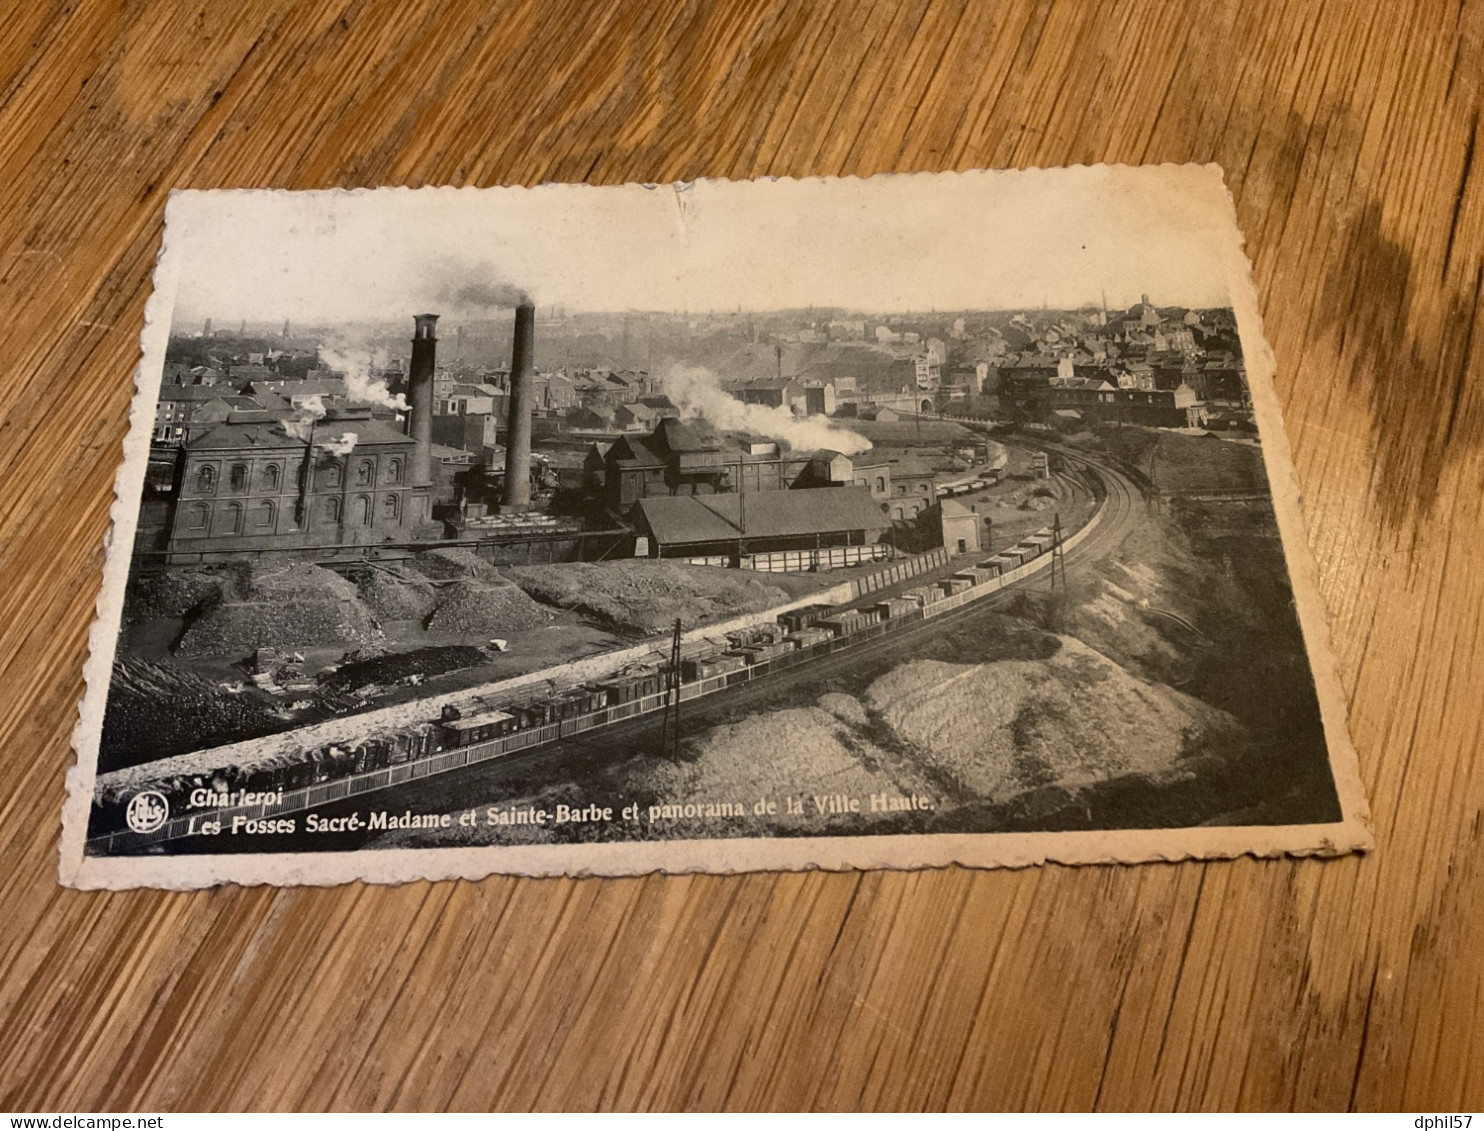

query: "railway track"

left=88, top=450, right=1143, bottom=854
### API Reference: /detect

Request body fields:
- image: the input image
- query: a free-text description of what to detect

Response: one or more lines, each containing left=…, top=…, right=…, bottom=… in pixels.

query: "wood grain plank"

left=0, top=0, right=1480, bottom=1111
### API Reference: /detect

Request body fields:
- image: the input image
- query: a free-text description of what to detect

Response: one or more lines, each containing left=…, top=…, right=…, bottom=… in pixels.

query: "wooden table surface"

left=2, top=0, right=1480, bottom=1111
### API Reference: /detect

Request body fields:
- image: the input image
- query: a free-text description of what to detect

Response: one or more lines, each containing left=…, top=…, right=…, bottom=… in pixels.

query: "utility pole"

left=1049, top=511, right=1067, bottom=592
left=658, top=618, right=683, bottom=760
left=737, top=451, right=748, bottom=565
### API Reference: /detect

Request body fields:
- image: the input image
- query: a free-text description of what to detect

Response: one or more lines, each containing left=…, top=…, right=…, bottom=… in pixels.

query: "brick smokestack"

left=501, top=301, right=536, bottom=510
left=408, top=313, right=438, bottom=487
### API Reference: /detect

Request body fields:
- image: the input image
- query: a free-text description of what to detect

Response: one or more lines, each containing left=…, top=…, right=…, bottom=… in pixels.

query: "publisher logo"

left=126, top=790, right=169, bottom=834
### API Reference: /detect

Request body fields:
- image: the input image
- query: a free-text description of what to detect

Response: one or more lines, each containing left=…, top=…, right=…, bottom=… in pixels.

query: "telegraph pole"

left=658, top=618, right=683, bottom=760
left=1050, top=511, right=1068, bottom=592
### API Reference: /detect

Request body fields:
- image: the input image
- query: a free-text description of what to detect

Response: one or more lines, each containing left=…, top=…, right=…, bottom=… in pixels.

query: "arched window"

left=355, top=495, right=372, bottom=525
left=385, top=458, right=402, bottom=484
left=382, top=493, right=399, bottom=520
left=261, top=464, right=280, bottom=491
left=228, top=464, right=248, bottom=492
left=892, top=506, right=904, bottom=520
left=213, top=501, right=242, bottom=536
left=255, top=500, right=275, bottom=527
left=195, top=465, right=216, bottom=495
left=186, top=502, right=210, bottom=529
left=356, top=459, right=374, bottom=485
left=875, top=477, right=885, bottom=493
left=322, top=497, right=341, bottom=524
left=322, top=463, right=342, bottom=487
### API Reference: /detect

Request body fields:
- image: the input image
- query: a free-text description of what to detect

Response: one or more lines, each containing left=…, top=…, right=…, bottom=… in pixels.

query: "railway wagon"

left=682, top=653, right=748, bottom=682
left=560, top=686, right=609, bottom=716
left=741, top=639, right=795, bottom=664
left=938, top=576, right=973, bottom=596
left=814, top=607, right=883, bottom=637
left=904, top=584, right=943, bottom=607
left=977, top=559, right=1004, bottom=578
left=528, top=692, right=600, bottom=727
left=875, top=596, right=920, bottom=620
left=596, top=668, right=663, bottom=705
left=439, top=707, right=517, bottom=748
left=786, top=626, right=834, bottom=649
left=777, top=604, right=837, bottom=634
left=726, top=623, right=786, bottom=649
left=953, top=568, right=993, bottom=587
left=352, top=721, right=442, bottom=767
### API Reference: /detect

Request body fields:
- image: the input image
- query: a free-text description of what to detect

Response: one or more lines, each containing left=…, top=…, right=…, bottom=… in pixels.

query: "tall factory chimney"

left=501, top=301, right=536, bottom=511
left=408, top=313, right=439, bottom=488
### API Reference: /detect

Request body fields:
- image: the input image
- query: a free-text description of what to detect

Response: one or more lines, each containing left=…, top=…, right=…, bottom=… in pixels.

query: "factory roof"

left=316, top=418, right=417, bottom=446
left=863, top=449, right=938, bottom=479
left=245, top=378, right=351, bottom=397
left=650, top=417, right=723, bottom=452
left=636, top=486, right=891, bottom=547
left=186, top=423, right=301, bottom=450
left=607, top=436, right=667, bottom=468
left=187, top=417, right=415, bottom=451
left=159, top=385, right=232, bottom=402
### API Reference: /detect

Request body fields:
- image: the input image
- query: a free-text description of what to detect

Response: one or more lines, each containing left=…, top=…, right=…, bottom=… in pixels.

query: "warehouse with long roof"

left=632, top=486, right=891, bottom=558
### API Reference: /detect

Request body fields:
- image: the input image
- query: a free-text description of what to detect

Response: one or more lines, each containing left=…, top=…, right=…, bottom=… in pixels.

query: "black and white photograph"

left=61, top=167, right=1369, bottom=887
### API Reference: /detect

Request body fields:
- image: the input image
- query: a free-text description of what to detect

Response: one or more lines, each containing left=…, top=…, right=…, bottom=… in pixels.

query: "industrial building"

left=596, top=418, right=855, bottom=510
left=163, top=414, right=429, bottom=552
left=1000, top=369, right=1208, bottom=428
left=632, top=486, right=891, bottom=559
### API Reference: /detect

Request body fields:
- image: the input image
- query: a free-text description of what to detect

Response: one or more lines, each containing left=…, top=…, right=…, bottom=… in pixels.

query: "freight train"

left=92, top=527, right=1062, bottom=843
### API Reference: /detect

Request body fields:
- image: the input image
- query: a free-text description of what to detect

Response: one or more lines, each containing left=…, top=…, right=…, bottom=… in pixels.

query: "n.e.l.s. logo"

left=125, top=790, right=169, bottom=834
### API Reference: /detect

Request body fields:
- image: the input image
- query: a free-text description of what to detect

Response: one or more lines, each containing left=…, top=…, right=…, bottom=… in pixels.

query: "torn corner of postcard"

left=59, top=165, right=1371, bottom=890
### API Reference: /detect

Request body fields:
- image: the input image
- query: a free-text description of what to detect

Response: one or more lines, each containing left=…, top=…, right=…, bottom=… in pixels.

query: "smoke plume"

left=436, top=280, right=531, bottom=311
left=280, top=394, right=327, bottom=442
left=318, top=431, right=359, bottom=456
left=278, top=395, right=357, bottom=454
left=319, top=344, right=408, bottom=411
left=660, top=364, right=873, bottom=456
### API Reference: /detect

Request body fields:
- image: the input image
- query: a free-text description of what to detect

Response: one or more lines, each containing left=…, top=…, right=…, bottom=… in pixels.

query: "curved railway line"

left=87, top=448, right=1143, bottom=855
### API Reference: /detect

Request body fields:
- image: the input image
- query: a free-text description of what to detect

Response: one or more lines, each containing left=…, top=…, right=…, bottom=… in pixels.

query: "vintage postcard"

left=60, top=166, right=1370, bottom=888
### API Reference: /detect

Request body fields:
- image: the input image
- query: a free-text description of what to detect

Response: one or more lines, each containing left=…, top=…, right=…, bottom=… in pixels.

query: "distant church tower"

left=282, top=319, right=291, bottom=339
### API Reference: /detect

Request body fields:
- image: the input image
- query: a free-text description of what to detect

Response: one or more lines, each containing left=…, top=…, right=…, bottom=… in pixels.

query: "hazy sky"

left=164, top=166, right=1242, bottom=326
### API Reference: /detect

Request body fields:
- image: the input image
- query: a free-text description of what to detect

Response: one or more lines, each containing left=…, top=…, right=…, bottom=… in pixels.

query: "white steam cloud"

left=280, top=394, right=327, bottom=442
left=661, top=363, right=872, bottom=455
left=318, top=431, right=358, bottom=456
left=278, top=395, right=357, bottom=454
left=319, top=344, right=409, bottom=411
